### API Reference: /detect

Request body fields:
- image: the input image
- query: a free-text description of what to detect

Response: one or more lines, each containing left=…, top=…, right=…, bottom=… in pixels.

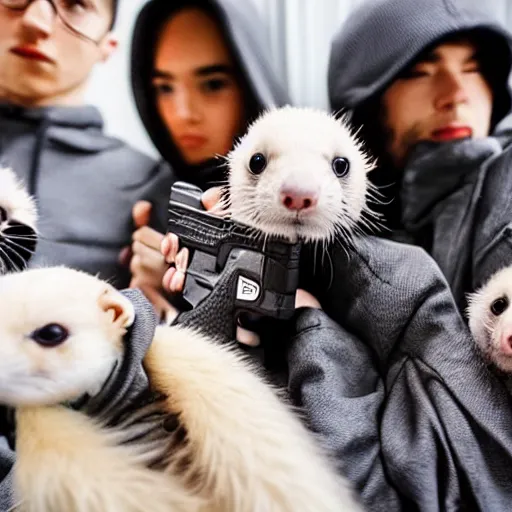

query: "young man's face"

left=381, top=39, right=493, bottom=167
left=152, top=8, right=245, bottom=166
left=0, top=0, right=117, bottom=106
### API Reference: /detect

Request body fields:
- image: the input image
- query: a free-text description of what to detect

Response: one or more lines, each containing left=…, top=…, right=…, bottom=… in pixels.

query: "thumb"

left=201, top=187, right=223, bottom=211
left=132, top=200, right=152, bottom=228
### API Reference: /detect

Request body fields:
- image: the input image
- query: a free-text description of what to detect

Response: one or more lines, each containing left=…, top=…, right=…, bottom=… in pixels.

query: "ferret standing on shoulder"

left=467, top=265, right=512, bottom=374
left=226, top=105, right=377, bottom=244
left=0, top=167, right=37, bottom=274
left=0, top=267, right=362, bottom=512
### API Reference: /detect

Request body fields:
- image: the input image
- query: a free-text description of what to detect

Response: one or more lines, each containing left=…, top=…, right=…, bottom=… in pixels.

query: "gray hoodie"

left=289, top=236, right=512, bottom=511
left=0, top=103, right=173, bottom=289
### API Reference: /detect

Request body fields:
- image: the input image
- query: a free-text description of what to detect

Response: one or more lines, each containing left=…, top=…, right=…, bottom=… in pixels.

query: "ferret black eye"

left=491, top=297, right=509, bottom=316
left=31, top=323, right=69, bottom=347
left=249, top=153, right=267, bottom=174
left=0, top=207, right=7, bottom=223
left=332, top=157, right=350, bottom=178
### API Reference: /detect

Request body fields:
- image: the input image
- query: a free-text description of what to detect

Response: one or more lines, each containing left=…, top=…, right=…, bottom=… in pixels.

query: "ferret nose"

left=499, top=333, right=512, bottom=356
left=279, top=186, right=318, bottom=212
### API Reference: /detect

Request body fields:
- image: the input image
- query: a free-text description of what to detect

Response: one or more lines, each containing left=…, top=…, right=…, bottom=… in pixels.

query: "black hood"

left=130, top=0, right=289, bottom=188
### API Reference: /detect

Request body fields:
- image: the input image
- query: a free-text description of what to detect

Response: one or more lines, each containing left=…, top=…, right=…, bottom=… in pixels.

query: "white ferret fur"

left=0, top=266, right=361, bottom=512
left=0, top=167, right=37, bottom=274
left=467, top=265, right=512, bottom=373
left=227, top=106, right=377, bottom=243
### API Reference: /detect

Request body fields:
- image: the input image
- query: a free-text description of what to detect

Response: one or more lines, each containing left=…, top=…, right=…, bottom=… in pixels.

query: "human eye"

left=398, top=66, right=430, bottom=80
left=201, top=77, right=230, bottom=93
left=463, top=60, right=481, bottom=74
left=152, top=81, right=174, bottom=96
left=57, top=0, right=89, bottom=11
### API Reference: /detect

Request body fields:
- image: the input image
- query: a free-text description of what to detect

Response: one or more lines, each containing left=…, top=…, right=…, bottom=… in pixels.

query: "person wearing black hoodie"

left=328, top=0, right=512, bottom=312
left=127, top=0, right=291, bottom=316
left=0, top=0, right=173, bottom=289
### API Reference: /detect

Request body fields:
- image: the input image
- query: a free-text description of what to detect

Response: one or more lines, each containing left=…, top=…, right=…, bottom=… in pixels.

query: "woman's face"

left=153, top=8, right=246, bottom=165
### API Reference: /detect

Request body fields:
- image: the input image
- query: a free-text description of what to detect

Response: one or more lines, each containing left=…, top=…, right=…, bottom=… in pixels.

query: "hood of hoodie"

left=328, top=0, right=512, bottom=127
left=130, top=0, right=290, bottom=189
left=0, top=102, right=122, bottom=196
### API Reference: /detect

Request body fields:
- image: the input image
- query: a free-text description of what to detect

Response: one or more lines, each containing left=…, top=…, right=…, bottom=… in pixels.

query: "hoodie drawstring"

left=28, top=116, right=51, bottom=197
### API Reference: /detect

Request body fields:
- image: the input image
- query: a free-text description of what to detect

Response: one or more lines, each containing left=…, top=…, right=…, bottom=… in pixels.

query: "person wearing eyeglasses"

left=0, top=0, right=173, bottom=288
left=0, top=2, right=179, bottom=508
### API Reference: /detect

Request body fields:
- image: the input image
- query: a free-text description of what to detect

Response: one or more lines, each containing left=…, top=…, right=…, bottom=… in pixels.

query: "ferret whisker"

left=4, top=238, right=36, bottom=254
left=326, top=247, right=335, bottom=289
left=333, top=224, right=355, bottom=255
left=358, top=210, right=385, bottom=235
left=366, top=182, right=386, bottom=201
left=0, top=245, right=21, bottom=272
left=1, top=232, right=38, bottom=240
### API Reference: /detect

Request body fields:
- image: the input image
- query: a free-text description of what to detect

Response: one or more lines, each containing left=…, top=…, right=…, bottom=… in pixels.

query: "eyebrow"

left=152, top=64, right=233, bottom=80
left=415, top=49, right=479, bottom=65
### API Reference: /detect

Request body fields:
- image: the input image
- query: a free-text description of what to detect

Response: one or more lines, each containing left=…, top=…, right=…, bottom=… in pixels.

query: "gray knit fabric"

left=288, top=235, right=512, bottom=510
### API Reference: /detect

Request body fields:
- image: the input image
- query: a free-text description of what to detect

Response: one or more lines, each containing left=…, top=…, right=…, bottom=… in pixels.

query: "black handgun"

left=167, top=181, right=302, bottom=343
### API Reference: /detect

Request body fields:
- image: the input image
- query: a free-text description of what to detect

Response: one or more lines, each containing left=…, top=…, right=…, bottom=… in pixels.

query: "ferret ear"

left=98, top=289, right=135, bottom=329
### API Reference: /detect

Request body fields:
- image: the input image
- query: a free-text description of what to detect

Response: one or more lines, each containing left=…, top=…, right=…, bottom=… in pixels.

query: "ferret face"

left=467, top=266, right=512, bottom=373
left=0, top=167, right=37, bottom=274
left=227, top=106, right=375, bottom=243
left=0, top=267, right=134, bottom=406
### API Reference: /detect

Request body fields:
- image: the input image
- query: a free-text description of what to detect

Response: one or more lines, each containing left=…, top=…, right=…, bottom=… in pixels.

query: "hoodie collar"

left=401, top=137, right=502, bottom=231
left=0, top=102, right=104, bottom=128
left=0, top=102, right=122, bottom=154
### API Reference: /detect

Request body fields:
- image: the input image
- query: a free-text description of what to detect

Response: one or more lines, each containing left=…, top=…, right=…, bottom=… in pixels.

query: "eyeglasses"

left=1, top=0, right=108, bottom=44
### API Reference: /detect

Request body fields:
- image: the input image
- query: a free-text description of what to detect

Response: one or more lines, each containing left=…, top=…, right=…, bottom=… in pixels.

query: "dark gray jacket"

left=399, top=134, right=512, bottom=309
left=289, top=236, right=512, bottom=511
left=0, top=103, right=173, bottom=289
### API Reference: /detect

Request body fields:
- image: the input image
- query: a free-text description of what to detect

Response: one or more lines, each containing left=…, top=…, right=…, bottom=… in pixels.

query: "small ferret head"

left=467, top=266, right=512, bottom=373
left=0, top=167, right=37, bottom=274
left=227, top=106, right=375, bottom=243
left=0, top=267, right=135, bottom=406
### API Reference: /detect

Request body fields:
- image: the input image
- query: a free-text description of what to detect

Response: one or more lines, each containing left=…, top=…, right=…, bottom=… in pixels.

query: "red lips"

left=431, top=126, right=473, bottom=142
left=10, top=46, right=53, bottom=63
left=178, top=134, right=207, bottom=149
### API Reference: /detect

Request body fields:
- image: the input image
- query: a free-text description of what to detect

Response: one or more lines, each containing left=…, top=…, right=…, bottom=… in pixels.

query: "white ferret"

left=223, top=106, right=376, bottom=346
left=0, top=167, right=37, bottom=274
left=0, top=266, right=362, bottom=512
left=467, top=265, right=512, bottom=373
left=227, top=105, right=377, bottom=243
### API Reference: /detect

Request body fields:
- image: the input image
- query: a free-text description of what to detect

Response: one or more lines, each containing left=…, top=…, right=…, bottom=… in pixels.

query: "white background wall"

left=85, top=0, right=512, bottom=159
